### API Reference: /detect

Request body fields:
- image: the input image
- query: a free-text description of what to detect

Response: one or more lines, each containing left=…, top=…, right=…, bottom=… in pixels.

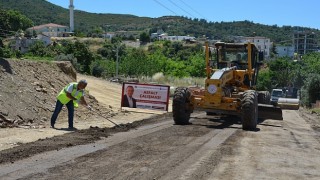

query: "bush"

left=90, top=59, right=116, bottom=78
left=0, top=47, right=14, bottom=58
left=55, top=54, right=79, bottom=70
left=256, top=68, right=272, bottom=91
left=301, top=74, right=320, bottom=107
left=63, top=40, right=95, bottom=74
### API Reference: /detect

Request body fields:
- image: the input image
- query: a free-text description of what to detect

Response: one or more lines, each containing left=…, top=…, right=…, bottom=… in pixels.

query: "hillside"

left=0, top=0, right=152, bottom=32
left=0, top=58, right=114, bottom=128
left=1, top=0, right=319, bottom=43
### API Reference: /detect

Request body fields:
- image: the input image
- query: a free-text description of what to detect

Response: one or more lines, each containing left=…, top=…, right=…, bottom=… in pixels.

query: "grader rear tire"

left=173, top=87, right=191, bottom=125
left=258, top=91, right=271, bottom=104
left=241, top=90, right=258, bottom=130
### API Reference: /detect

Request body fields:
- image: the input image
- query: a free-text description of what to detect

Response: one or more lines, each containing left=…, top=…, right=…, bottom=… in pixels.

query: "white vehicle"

left=270, top=89, right=284, bottom=105
left=271, top=88, right=300, bottom=110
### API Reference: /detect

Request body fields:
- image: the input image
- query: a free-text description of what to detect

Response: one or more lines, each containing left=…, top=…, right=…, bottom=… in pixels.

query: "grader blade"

left=258, top=104, right=283, bottom=120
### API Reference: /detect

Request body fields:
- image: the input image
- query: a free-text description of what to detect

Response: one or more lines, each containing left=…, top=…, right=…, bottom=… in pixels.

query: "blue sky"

left=47, top=0, right=320, bottom=29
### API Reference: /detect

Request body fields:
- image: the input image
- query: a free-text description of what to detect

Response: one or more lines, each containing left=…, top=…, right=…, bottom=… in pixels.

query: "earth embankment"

left=0, top=58, right=111, bottom=128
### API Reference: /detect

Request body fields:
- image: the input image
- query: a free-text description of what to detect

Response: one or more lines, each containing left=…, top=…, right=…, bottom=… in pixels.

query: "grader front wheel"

left=173, top=87, right=191, bottom=125
left=241, top=90, right=258, bottom=130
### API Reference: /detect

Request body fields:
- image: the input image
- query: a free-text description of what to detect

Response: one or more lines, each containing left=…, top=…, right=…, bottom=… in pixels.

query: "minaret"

left=69, top=0, right=74, bottom=32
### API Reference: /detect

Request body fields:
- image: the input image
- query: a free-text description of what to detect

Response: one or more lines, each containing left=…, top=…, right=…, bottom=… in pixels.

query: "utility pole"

left=104, top=24, right=110, bottom=40
left=116, top=44, right=119, bottom=78
left=105, top=26, right=107, bottom=40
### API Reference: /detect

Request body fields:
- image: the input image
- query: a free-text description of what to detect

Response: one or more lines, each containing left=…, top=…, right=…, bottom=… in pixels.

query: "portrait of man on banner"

left=122, top=85, right=137, bottom=108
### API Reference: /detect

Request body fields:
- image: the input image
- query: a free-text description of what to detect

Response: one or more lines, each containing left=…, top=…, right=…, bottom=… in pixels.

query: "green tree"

left=186, top=53, right=205, bottom=77
left=164, top=60, right=189, bottom=77
left=139, top=32, right=150, bottom=44
left=0, top=9, right=33, bottom=37
left=63, top=41, right=94, bottom=73
left=28, top=40, right=49, bottom=57
left=120, top=48, right=150, bottom=76
left=24, top=30, right=33, bottom=38
left=256, top=68, right=272, bottom=91
left=147, top=49, right=168, bottom=74
left=301, top=74, right=320, bottom=107
left=0, top=38, right=3, bottom=48
left=97, top=41, right=126, bottom=59
left=301, top=52, right=320, bottom=76
left=111, top=36, right=122, bottom=44
left=55, top=54, right=79, bottom=70
left=74, top=30, right=86, bottom=37
left=0, top=46, right=13, bottom=58
left=268, top=57, right=294, bottom=88
left=90, top=59, right=115, bottom=77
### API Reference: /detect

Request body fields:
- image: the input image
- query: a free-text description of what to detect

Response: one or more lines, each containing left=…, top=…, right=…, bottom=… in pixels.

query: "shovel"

left=90, top=108, right=124, bottom=128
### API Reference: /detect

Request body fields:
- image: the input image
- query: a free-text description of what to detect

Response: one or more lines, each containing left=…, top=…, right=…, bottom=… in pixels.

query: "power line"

left=178, top=0, right=207, bottom=20
left=167, top=0, right=195, bottom=18
left=153, top=0, right=178, bottom=16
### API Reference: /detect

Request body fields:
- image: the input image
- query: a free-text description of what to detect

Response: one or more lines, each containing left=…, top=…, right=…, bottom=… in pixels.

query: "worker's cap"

left=78, top=79, right=88, bottom=84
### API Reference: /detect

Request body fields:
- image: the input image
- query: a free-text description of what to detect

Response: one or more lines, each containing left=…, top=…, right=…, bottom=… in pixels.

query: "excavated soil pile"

left=0, top=58, right=112, bottom=128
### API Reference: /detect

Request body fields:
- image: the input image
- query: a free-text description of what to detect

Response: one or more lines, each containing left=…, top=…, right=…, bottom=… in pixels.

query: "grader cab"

left=172, top=42, right=282, bottom=130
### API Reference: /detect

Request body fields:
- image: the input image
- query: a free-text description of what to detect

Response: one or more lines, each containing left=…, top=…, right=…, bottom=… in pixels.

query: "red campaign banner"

left=121, top=82, right=170, bottom=111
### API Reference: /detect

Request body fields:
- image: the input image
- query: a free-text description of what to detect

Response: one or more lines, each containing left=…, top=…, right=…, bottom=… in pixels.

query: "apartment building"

left=293, top=30, right=318, bottom=55
left=235, top=36, right=271, bottom=59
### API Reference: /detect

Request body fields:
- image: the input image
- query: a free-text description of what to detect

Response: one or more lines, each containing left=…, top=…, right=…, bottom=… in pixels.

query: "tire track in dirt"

left=5, top=113, right=239, bottom=179
left=208, top=110, right=320, bottom=180
left=163, top=128, right=237, bottom=180
left=0, top=120, right=174, bottom=179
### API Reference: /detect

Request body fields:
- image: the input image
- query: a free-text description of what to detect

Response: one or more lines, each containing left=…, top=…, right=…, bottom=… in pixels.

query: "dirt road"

left=0, top=74, right=166, bottom=151
left=1, top=66, right=320, bottom=179
left=1, top=108, right=320, bottom=179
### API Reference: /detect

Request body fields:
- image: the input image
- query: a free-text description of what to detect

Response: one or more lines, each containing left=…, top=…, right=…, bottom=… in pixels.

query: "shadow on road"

left=190, top=115, right=264, bottom=132
left=190, top=115, right=241, bottom=129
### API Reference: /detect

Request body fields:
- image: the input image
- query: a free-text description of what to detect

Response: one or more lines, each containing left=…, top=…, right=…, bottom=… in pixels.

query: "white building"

left=276, top=46, right=294, bottom=57
left=158, top=34, right=196, bottom=42
left=11, top=37, right=37, bottom=53
left=150, top=29, right=165, bottom=39
left=235, top=36, right=271, bottom=60
left=37, top=34, right=52, bottom=46
left=101, top=32, right=116, bottom=39
left=150, top=33, right=159, bottom=39
left=11, top=34, right=52, bottom=53
left=27, top=23, right=70, bottom=37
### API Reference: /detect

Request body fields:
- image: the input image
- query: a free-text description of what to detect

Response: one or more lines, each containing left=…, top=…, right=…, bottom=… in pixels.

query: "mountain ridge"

left=1, top=0, right=319, bottom=43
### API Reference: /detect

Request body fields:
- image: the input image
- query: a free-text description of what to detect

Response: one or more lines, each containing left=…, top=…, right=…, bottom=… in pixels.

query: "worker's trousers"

left=50, top=100, right=74, bottom=128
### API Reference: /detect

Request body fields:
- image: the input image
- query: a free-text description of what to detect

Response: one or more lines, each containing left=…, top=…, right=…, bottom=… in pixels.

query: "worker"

left=50, top=79, right=92, bottom=130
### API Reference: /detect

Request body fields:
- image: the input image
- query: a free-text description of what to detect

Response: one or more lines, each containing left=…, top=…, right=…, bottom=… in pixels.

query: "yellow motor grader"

left=172, top=42, right=282, bottom=130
